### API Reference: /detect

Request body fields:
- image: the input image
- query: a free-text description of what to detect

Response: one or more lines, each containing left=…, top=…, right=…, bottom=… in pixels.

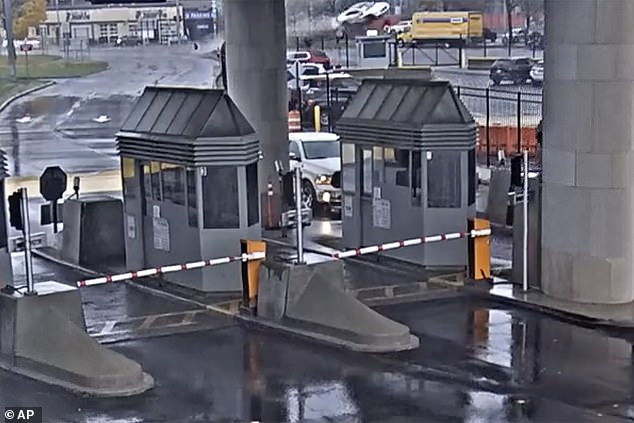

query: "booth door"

left=423, top=150, right=468, bottom=267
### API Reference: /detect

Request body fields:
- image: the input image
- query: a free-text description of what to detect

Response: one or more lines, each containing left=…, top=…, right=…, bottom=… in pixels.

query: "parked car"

left=288, top=132, right=341, bottom=214
left=489, top=57, right=534, bottom=86
left=501, top=27, right=526, bottom=46
left=530, top=60, right=543, bottom=85
left=286, top=50, right=332, bottom=69
left=385, top=20, right=412, bottom=34
left=116, top=35, right=142, bottom=46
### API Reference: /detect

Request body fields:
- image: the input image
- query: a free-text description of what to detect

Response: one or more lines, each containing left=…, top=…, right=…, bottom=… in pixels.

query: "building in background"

left=43, top=2, right=184, bottom=45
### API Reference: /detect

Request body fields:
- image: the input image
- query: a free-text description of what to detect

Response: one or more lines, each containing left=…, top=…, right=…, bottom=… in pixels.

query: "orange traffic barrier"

left=288, top=110, right=301, bottom=132
left=477, top=125, right=538, bottom=156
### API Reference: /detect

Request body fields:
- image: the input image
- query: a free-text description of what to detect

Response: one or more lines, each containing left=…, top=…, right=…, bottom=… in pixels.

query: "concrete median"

left=0, top=281, right=153, bottom=396
left=254, top=254, right=419, bottom=352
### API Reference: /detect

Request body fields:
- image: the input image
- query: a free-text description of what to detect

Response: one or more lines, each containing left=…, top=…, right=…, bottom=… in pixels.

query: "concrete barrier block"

left=256, top=257, right=419, bottom=352
left=0, top=281, right=153, bottom=396
left=467, top=57, right=497, bottom=70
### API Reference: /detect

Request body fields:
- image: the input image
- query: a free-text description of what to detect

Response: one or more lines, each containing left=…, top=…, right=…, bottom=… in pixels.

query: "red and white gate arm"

left=332, top=228, right=491, bottom=259
left=76, top=251, right=266, bottom=288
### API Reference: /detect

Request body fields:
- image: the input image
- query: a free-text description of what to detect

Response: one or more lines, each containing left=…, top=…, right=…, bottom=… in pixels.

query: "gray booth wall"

left=122, top=158, right=261, bottom=293
left=342, top=144, right=474, bottom=267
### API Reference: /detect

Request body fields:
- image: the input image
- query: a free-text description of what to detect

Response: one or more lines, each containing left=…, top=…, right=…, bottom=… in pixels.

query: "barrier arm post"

left=469, top=218, right=491, bottom=281
left=241, top=239, right=267, bottom=313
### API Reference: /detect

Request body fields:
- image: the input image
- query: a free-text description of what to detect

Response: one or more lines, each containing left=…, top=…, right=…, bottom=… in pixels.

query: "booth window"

left=150, top=161, right=162, bottom=201
left=341, top=143, right=355, bottom=193
left=246, top=162, right=259, bottom=226
left=373, top=146, right=384, bottom=185
left=411, top=151, right=422, bottom=206
left=186, top=169, right=198, bottom=227
left=385, top=148, right=410, bottom=188
left=468, top=148, right=476, bottom=205
left=427, top=151, right=461, bottom=208
left=363, top=42, right=386, bottom=58
left=161, top=163, right=186, bottom=206
left=202, top=166, right=240, bottom=229
left=362, top=149, right=372, bottom=196
left=122, top=157, right=137, bottom=199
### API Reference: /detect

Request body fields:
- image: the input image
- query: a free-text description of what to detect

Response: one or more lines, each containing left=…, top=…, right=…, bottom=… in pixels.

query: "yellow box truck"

left=398, top=11, right=484, bottom=47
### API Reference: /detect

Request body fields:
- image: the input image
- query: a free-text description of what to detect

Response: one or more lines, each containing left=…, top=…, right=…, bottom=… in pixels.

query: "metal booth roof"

left=336, top=79, right=477, bottom=150
left=116, top=86, right=259, bottom=166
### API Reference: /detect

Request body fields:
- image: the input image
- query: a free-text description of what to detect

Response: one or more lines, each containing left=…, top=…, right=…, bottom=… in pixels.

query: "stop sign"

left=40, top=166, right=68, bottom=201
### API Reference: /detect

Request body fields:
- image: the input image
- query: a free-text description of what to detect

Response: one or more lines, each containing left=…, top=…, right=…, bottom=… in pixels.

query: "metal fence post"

left=294, top=164, right=304, bottom=264
left=321, top=36, right=325, bottom=50
left=20, top=188, right=35, bottom=295
left=326, top=71, right=332, bottom=132
left=458, top=36, right=463, bottom=68
left=522, top=150, right=529, bottom=292
left=411, top=42, right=415, bottom=65
left=483, top=36, right=487, bottom=57
left=345, top=33, right=349, bottom=67
left=486, top=87, right=491, bottom=167
left=295, top=60, right=303, bottom=128
left=516, top=91, right=522, bottom=153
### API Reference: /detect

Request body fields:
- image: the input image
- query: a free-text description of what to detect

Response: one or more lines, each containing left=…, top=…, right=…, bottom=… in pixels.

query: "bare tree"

left=520, top=0, right=544, bottom=31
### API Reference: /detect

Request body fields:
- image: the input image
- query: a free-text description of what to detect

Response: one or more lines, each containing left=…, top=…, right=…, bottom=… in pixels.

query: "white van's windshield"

left=302, top=141, right=340, bottom=159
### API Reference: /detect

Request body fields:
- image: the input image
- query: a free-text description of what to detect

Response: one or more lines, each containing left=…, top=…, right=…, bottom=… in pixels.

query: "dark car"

left=489, top=57, right=534, bottom=86
left=116, top=35, right=142, bottom=46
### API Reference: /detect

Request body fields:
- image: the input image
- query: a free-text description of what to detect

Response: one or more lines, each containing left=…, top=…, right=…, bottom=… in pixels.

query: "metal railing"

left=455, top=86, right=542, bottom=166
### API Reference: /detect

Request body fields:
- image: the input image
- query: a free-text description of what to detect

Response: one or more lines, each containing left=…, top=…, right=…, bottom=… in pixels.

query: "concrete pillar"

left=542, top=0, right=634, bottom=303
left=224, top=0, right=288, bottom=200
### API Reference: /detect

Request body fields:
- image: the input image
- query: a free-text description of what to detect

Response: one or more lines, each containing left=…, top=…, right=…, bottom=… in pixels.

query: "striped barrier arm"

left=332, top=228, right=491, bottom=259
left=77, top=252, right=266, bottom=287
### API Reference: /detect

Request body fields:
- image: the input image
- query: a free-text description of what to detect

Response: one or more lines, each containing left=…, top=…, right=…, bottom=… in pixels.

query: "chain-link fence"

left=455, top=86, right=542, bottom=166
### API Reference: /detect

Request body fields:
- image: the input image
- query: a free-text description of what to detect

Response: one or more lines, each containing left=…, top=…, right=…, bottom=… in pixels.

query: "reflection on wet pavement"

left=4, top=252, right=633, bottom=423
left=3, top=301, right=629, bottom=422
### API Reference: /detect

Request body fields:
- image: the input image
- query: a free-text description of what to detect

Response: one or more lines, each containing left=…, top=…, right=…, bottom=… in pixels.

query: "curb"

left=463, top=285, right=634, bottom=330
left=434, top=67, right=489, bottom=77
left=0, top=80, right=56, bottom=114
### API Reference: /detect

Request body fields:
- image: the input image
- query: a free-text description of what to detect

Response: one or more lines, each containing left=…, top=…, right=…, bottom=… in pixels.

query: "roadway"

left=1, top=254, right=631, bottom=422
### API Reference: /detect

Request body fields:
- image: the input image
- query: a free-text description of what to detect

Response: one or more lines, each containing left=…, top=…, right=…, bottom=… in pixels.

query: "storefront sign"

left=185, top=10, right=211, bottom=20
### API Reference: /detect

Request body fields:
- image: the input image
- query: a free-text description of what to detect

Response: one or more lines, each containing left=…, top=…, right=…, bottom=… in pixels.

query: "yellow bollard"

left=313, top=105, right=321, bottom=132
left=469, top=218, right=491, bottom=280
left=397, top=51, right=403, bottom=68
left=240, top=239, right=267, bottom=310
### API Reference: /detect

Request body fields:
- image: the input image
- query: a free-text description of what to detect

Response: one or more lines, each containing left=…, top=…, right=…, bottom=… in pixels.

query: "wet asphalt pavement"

left=2, top=252, right=633, bottom=422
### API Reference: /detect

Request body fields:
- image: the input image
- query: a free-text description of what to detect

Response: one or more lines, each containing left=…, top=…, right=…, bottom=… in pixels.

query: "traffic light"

left=8, top=190, right=23, bottom=231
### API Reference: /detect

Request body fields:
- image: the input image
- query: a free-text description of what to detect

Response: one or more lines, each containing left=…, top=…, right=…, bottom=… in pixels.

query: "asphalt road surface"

left=1, top=262, right=632, bottom=423
left=0, top=44, right=216, bottom=177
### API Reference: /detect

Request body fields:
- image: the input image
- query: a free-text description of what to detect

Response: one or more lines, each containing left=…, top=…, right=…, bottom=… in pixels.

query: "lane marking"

left=95, top=320, right=117, bottom=336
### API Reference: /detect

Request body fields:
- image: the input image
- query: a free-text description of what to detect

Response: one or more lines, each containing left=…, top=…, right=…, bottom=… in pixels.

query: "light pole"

left=2, top=0, right=16, bottom=80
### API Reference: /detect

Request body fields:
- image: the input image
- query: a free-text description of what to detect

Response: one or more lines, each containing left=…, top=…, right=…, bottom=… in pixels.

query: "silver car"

left=530, top=60, right=544, bottom=86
